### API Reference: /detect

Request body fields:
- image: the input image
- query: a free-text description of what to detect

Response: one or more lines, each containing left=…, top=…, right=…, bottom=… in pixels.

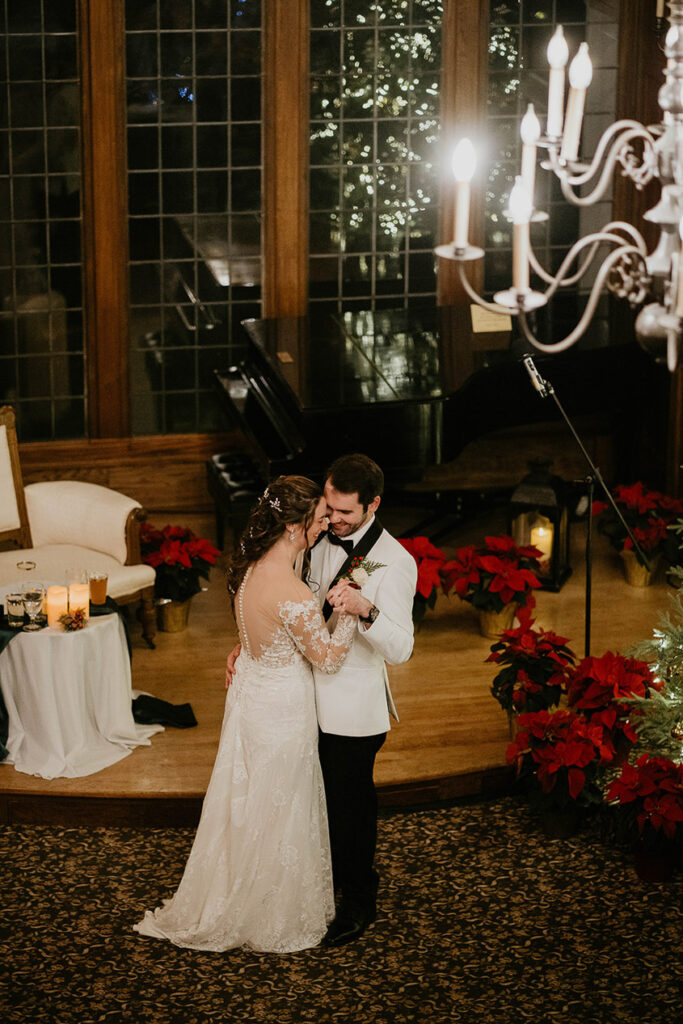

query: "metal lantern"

left=508, top=458, right=572, bottom=592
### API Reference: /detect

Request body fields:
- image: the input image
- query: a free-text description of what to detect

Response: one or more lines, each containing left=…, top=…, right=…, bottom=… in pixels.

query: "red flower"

left=141, top=521, right=220, bottom=601
left=186, top=536, right=221, bottom=565
left=593, top=481, right=681, bottom=556
left=507, top=708, right=611, bottom=803
left=399, top=536, right=457, bottom=600
left=607, top=754, right=683, bottom=839
left=446, top=535, right=542, bottom=613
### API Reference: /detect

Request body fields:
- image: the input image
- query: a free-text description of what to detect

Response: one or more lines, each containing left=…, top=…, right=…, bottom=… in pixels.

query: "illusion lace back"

left=134, top=565, right=356, bottom=953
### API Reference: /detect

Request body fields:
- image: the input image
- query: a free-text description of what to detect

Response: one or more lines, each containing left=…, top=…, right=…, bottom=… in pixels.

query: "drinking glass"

left=22, top=587, right=44, bottom=631
left=88, top=571, right=108, bottom=605
left=5, top=593, right=25, bottom=628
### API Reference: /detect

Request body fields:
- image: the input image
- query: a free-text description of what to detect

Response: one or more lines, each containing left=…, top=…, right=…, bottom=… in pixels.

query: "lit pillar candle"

left=509, top=176, right=533, bottom=294
left=520, top=104, right=541, bottom=205
left=561, top=43, right=593, bottom=162
left=530, top=521, right=554, bottom=562
left=68, top=583, right=90, bottom=619
left=452, top=137, right=476, bottom=249
left=546, top=27, right=569, bottom=138
left=46, top=585, right=69, bottom=627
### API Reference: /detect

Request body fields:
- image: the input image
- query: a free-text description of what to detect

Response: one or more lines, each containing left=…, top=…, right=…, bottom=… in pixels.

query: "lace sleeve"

left=278, top=599, right=356, bottom=674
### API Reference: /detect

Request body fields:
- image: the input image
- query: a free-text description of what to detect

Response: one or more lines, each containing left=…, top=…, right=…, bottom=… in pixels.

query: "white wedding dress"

left=134, top=565, right=356, bottom=953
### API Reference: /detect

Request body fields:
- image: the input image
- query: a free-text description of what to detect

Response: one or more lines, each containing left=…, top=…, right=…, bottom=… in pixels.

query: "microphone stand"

left=520, top=355, right=649, bottom=657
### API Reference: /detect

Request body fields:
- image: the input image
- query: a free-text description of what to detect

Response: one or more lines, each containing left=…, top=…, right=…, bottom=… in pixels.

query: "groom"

left=314, top=453, right=416, bottom=947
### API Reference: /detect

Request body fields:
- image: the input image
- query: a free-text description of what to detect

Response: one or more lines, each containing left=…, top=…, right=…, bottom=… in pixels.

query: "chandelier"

left=437, top=1, right=683, bottom=372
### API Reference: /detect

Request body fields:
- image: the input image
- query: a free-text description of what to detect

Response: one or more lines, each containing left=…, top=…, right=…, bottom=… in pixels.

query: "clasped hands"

left=326, top=578, right=372, bottom=618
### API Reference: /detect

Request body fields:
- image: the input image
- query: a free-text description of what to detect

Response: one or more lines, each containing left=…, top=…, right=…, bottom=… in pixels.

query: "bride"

left=134, top=475, right=357, bottom=953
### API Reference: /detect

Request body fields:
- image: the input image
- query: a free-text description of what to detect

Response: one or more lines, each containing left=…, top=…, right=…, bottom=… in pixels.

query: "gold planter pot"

left=478, top=603, right=518, bottom=639
left=157, top=597, right=192, bottom=632
left=620, top=549, right=658, bottom=587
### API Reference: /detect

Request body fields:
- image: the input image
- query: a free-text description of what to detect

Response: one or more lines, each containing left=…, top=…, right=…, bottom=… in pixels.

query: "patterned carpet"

left=1, top=796, right=681, bottom=1024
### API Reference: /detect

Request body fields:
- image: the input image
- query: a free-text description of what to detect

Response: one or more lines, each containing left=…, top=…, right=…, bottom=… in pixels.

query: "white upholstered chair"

left=0, top=405, right=157, bottom=646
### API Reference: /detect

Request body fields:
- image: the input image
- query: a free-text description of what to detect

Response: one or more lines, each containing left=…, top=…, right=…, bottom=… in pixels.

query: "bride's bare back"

left=236, top=561, right=355, bottom=673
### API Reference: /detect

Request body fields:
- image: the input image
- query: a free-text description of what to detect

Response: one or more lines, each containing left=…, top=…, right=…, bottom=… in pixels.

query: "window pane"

left=309, top=1, right=443, bottom=311
left=126, top=2, right=263, bottom=435
left=0, top=4, right=84, bottom=440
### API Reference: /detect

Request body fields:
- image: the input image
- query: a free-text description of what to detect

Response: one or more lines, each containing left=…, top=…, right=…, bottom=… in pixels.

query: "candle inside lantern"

left=68, top=583, right=90, bottom=619
left=46, top=585, right=69, bottom=627
left=530, top=519, right=554, bottom=563
left=520, top=104, right=541, bottom=204
left=546, top=27, right=569, bottom=139
left=452, top=137, right=476, bottom=249
left=561, top=43, right=593, bottom=162
left=509, top=176, right=533, bottom=294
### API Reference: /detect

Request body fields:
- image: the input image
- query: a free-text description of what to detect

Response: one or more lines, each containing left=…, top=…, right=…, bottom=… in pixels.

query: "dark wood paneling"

left=614, top=1, right=678, bottom=492
left=263, top=0, right=309, bottom=317
left=436, top=0, right=489, bottom=306
left=79, top=0, right=130, bottom=437
left=18, top=432, right=242, bottom=514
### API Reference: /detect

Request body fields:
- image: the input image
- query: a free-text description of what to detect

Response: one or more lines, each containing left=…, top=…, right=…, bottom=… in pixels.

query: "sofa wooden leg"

left=139, top=589, right=156, bottom=649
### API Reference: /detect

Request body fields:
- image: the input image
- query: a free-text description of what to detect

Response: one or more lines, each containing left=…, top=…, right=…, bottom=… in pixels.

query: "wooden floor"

left=0, top=507, right=671, bottom=826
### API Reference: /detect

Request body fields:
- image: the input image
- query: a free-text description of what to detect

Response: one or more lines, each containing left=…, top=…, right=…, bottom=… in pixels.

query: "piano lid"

left=240, top=305, right=512, bottom=412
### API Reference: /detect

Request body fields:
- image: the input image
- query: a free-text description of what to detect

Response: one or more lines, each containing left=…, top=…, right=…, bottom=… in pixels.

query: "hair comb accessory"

left=262, top=486, right=282, bottom=511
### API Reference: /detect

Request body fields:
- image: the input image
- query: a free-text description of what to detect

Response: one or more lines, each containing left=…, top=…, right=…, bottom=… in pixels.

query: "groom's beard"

left=328, top=508, right=372, bottom=539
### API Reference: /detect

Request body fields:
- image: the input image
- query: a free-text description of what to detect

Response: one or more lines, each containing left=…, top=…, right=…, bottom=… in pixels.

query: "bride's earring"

left=289, top=530, right=296, bottom=543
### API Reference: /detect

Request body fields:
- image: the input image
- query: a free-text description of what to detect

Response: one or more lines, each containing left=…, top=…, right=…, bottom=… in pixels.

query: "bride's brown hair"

left=225, top=474, right=322, bottom=604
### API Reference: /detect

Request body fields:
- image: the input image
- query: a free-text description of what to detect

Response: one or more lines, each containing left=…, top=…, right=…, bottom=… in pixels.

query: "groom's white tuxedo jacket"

left=308, top=518, right=417, bottom=737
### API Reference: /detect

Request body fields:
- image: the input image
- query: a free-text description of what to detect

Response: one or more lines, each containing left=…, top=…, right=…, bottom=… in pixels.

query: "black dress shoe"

left=322, top=906, right=376, bottom=948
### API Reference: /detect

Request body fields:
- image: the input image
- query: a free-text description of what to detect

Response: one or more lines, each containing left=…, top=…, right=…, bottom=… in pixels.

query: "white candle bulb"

left=656, top=0, right=665, bottom=18
left=546, top=27, right=569, bottom=138
left=509, top=176, right=532, bottom=293
left=520, top=104, right=541, bottom=203
left=561, top=43, right=592, bottom=162
left=452, top=138, right=476, bottom=249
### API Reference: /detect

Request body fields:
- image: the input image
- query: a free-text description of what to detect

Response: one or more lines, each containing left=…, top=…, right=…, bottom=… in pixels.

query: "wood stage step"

left=0, top=519, right=669, bottom=827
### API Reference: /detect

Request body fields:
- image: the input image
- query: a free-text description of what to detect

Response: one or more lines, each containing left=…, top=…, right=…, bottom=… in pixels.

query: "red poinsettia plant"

left=140, top=523, right=221, bottom=602
left=487, top=607, right=576, bottom=714
left=592, top=482, right=683, bottom=557
left=566, top=651, right=661, bottom=760
left=607, top=753, right=683, bottom=849
left=398, top=537, right=458, bottom=625
left=507, top=707, right=613, bottom=810
left=445, top=535, right=543, bottom=614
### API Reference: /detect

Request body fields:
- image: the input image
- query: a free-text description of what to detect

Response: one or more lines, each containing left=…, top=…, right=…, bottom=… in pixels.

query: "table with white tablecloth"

left=0, top=612, right=163, bottom=779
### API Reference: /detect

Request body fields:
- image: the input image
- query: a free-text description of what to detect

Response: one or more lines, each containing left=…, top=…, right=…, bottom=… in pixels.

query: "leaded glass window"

left=126, top=0, right=262, bottom=435
left=0, top=0, right=84, bottom=441
left=309, top=0, right=443, bottom=313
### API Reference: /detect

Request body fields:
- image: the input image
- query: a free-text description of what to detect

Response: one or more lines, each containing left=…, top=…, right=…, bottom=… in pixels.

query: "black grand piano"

left=209, top=304, right=662, bottom=540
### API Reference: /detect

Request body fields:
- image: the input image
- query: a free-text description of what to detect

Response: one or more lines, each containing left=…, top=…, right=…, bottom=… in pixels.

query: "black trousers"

left=318, top=728, right=386, bottom=913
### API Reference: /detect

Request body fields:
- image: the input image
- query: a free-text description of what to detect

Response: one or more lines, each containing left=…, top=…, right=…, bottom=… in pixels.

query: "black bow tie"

left=326, top=532, right=354, bottom=555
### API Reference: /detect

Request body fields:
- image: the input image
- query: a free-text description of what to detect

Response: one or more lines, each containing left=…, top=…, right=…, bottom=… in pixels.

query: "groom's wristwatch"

left=359, top=604, right=379, bottom=627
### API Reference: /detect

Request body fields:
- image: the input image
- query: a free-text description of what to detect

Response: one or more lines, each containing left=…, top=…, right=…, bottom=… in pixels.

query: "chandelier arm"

left=537, top=231, right=648, bottom=300
left=455, top=263, right=517, bottom=315
left=550, top=120, right=654, bottom=186
left=518, top=244, right=646, bottom=355
left=549, top=126, right=657, bottom=207
left=529, top=239, right=602, bottom=287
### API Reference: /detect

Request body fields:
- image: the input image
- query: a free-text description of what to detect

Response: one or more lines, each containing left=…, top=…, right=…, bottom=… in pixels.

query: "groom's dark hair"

left=325, top=453, right=384, bottom=510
